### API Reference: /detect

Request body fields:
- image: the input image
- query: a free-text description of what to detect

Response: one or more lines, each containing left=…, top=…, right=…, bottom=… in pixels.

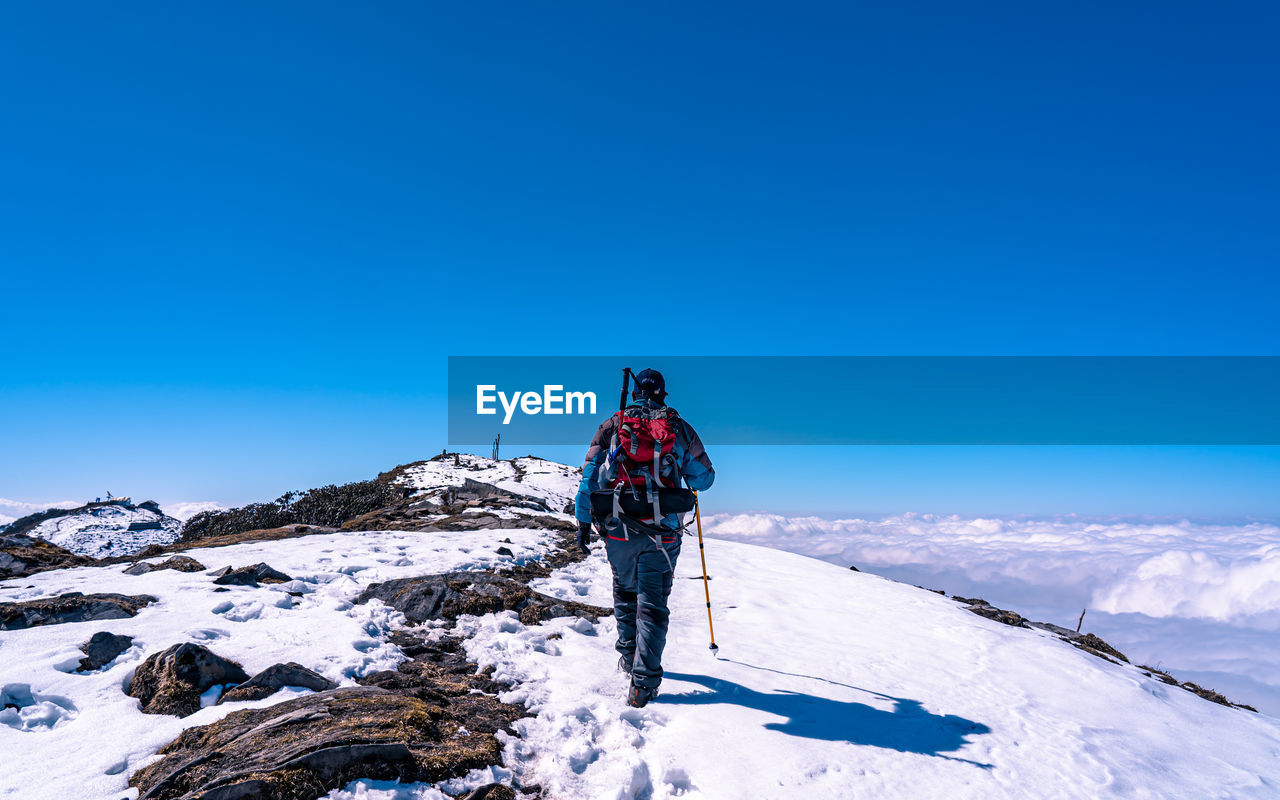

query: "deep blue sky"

left=2, top=3, right=1277, bottom=518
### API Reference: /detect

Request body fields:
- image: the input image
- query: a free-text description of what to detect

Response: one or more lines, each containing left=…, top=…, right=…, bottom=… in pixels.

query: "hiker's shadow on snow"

left=661, top=670, right=993, bottom=767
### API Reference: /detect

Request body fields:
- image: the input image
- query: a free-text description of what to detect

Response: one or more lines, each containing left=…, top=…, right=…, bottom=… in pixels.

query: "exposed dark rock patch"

left=350, top=470, right=573, bottom=533
left=496, top=547, right=514, bottom=557
left=212, top=563, right=292, bottom=587
left=1136, top=665, right=1258, bottom=712
left=1072, top=632, right=1129, bottom=664
left=0, top=592, right=156, bottom=630
left=357, top=630, right=510, bottom=703
left=357, top=571, right=610, bottom=626
left=128, top=643, right=251, bottom=716
left=953, top=597, right=1030, bottom=629
left=0, top=532, right=95, bottom=579
left=465, top=784, right=518, bottom=800
left=77, top=631, right=134, bottom=671
left=129, top=684, right=524, bottom=800
left=124, top=556, right=207, bottom=576
left=220, top=663, right=337, bottom=703
left=181, top=480, right=409, bottom=543
left=946, top=590, right=1258, bottom=712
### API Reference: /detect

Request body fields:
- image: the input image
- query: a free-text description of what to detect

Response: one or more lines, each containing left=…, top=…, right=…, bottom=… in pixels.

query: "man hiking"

left=574, top=368, right=715, bottom=708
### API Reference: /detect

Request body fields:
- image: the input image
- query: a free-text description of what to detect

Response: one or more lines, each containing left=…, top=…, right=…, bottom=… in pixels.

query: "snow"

left=439, top=538, right=1280, bottom=799
left=0, top=498, right=80, bottom=524
left=27, top=504, right=183, bottom=558
left=702, top=511, right=1280, bottom=715
left=396, top=455, right=580, bottom=511
left=0, top=526, right=554, bottom=800
left=5, top=457, right=1280, bottom=799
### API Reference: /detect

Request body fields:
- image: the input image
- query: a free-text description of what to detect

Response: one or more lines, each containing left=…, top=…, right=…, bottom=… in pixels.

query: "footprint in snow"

left=0, top=684, right=78, bottom=732
left=212, top=601, right=264, bottom=622
left=185, top=627, right=230, bottom=641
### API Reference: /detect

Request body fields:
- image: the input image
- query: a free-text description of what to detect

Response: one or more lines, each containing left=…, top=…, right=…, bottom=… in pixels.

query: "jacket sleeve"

left=574, top=414, right=617, bottom=524
left=676, top=419, right=715, bottom=491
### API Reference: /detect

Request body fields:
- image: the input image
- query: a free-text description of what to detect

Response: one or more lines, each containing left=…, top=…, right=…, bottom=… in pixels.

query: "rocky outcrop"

left=130, top=683, right=525, bottom=800
left=220, top=663, right=337, bottom=703
left=0, top=532, right=95, bottom=579
left=1072, top=632, right=1129, bottom=663
left=0, top=592, right=156, bottom=630
left=127, top=643, right=251, bottom=716
left=343, top=475, right=574, bottom=533
left=211, top=563, right=292, bottom=587
left=180, top=480, right=409, bottom=543
left=124, top=556, right=207, bottom=575
left=357, top=571, right=611, bottom=626
left=77, top=631, right=134, bottom=671
left=953, top=596, right=1030, bottom=629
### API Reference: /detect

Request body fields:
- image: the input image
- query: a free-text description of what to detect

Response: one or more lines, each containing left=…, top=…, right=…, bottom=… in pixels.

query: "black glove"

left=576, top=521, right=593, bottom=555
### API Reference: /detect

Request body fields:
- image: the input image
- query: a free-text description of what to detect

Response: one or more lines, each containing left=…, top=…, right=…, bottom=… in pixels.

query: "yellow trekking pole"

left=693, top=491, right=719, bottom=654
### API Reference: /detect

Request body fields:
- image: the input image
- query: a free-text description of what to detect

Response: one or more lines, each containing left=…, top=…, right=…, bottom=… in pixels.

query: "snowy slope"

left=443, top=540, right=1280, bottom=800
left=700, top=511, right=1280, bottom=716
left=26, top=503, right=183, bottom=558
left=0, top=526, right=561, bottom=800
left=395, top=454, right=580, bottom=512
left=4, top=456, right=1280, bottom=800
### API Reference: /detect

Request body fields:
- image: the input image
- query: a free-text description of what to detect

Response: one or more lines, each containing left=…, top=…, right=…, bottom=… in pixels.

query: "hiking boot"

left=627, top=681, right=659, bottom=708
left=618, top=655, right=633, bottom=675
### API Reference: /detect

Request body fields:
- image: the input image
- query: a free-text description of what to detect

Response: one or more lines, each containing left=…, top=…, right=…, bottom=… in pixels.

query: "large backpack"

left=592, top=405, right=697, bottom=526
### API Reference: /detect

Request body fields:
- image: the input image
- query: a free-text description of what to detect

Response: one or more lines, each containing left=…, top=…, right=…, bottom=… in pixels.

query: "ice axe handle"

left=618, top=367, right=633, bottom=412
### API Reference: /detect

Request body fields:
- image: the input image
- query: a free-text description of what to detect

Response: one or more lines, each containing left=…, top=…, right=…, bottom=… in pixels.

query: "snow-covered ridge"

left=6, top=456, right=1280, bottom=799
left=389, top=453, right=580, bottom=513
left=13, top=500, right=184, bottom=560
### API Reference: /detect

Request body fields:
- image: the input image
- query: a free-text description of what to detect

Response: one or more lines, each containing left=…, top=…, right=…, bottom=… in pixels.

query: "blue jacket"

left=574, top=398, right=715, bottom=529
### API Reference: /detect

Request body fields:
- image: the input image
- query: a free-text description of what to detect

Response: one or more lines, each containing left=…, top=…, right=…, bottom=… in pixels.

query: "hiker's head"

left=631, top=368, right=667, bottom=404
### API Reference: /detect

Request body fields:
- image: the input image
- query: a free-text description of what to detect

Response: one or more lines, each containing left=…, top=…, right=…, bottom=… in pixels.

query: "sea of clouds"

left=701, top=512, right=1280, bottom=715
left=0, top=497, right=80, bottom=529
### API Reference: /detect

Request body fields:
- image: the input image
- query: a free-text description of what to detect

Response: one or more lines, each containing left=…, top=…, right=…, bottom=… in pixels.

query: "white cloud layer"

left=0, top=498, right=81, bottom=526
left=700, top=512, right=1280, bottom=714
left=701, top=513, right=1280, bottom=626
left=161, top=501, right=227, bottom=522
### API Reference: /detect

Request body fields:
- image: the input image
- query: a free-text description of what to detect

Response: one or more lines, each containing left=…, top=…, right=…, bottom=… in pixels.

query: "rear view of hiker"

left=574, top=368, right=714, bottom=708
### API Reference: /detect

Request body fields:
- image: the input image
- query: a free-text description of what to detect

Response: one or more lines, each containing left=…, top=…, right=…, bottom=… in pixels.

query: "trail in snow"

left=5, top=455, right=1280, bottom=800
left=445, top=538, right=1280, bottom=800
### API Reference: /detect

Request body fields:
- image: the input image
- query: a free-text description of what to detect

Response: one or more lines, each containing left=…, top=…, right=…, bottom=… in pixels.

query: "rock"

left=1072, top=632, right=1129, bottom=663
left=130, top=685, right=522, bottom=800
left=127, top=643, right=251, bottom=716
left=495, top=547, right=514, bottom=557
left=212, top=562, right=292, bottom=587
left=221, top=662, right=337, bottom=702
left=955, top=597, right=1029, bottom=629
left=464, top=785, right=517, bottom=800
left=77, top=632, right=134, bottom=671
left=123, top=556, right=207, bottom=576
left=0, top=592, right=156, bottom=630
left=0, top=532, right=95, bottom=579
left=357, top=572, right=611, bottom=626
left=848, top=565, right=860, bottom=571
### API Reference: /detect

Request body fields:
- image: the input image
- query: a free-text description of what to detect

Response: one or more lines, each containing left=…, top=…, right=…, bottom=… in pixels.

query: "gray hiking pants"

left=605, top=529, right=682, bottom=690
